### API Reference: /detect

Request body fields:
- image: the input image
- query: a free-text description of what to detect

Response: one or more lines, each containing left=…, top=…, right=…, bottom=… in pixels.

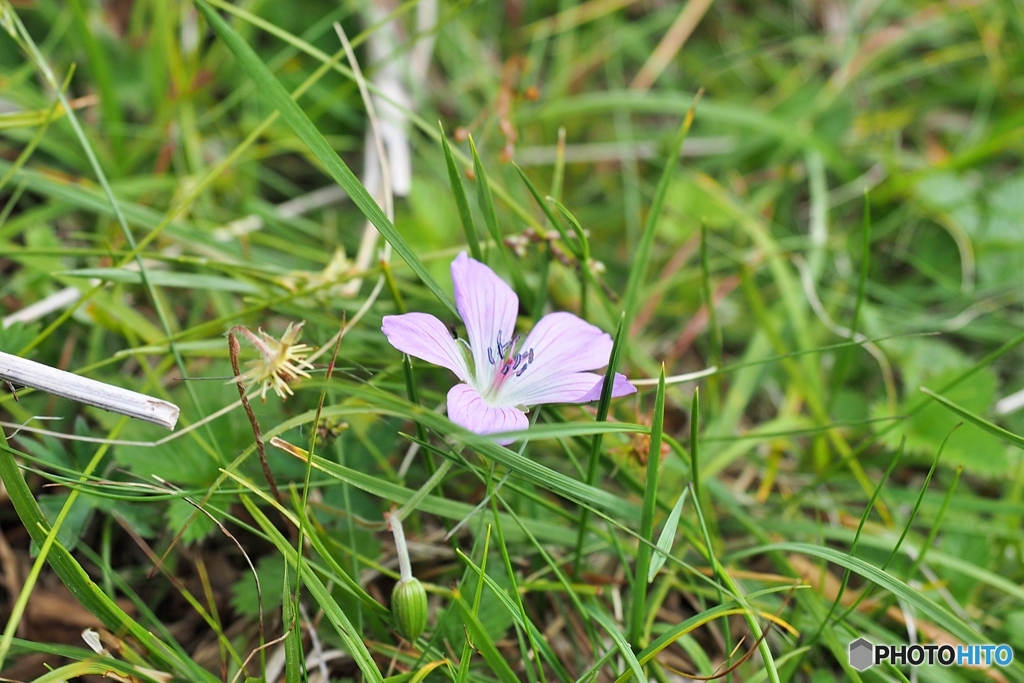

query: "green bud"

left=392, top=577, right=428, bottom=641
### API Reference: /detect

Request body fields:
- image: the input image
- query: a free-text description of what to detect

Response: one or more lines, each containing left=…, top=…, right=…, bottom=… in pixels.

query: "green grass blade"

left=621, top=93, right=700, bottom=328
left=458, top=546, right=569, bottom=683
left=699, top=223, right=722, bottom=411
left=456, top=525, right=491, bottom=683
left=629, top=365, right=665, bottom=645
left=830, top=193, right=871, bottom=397
left=242, top=496, right=384, bottom=683
left=574, top=313, right=628, bottom=569
left=732, top=541, right=1024, bottom=680
left=469, top=134, right=502, bottom=261
left=589, top=605, right=646, bottom=683
left=451, top=591, right=520, bottom=683
left=440, top=124, right=482, bottom=261
left=906, top=465, right=963, bottom=580
left=648, top=487, right=689, bottom=582
left=552, top=199, right=592, bottom=318
left=512, top=162, right=575, bottom=251
left=920, top=386, right=1024, bottom=450
left=282, top=561, right=303, bottom=683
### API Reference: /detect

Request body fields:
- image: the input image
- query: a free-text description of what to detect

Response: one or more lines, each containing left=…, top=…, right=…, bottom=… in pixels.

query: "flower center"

left=483, top=329, right=534, bottom=399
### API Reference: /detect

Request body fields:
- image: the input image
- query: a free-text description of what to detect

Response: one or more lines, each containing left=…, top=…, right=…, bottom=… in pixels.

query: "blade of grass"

left=441, top=124, right=482, bottom=260
left=731, top=540, right=1024, bottom=680
left=920, top=386, right=1024, bottom=450
left=467, top=134, right=531, bottom=303
left=282, top=561, right=303, bottom=683
left=648, top=487, right=689, bottom=582
left=486, top=480, right=559, bottom=683
left=451, top=592, right=520, bottom=683
left=835, top=425, right=957, bottom=625
left=469, top=134, right=502, bottom=263
left=806, top=438, right=904, bottom=648
left=621, top=91, right=701, bottom=329
left=629, top=365, right=666, bottom=645
left=830, top=193, right=871, bottom=397
left=905, top=465, right=963, bottom=581
left=67, top=0, right=123, bottom=162
left=589, top=605, right=647, bottom=683
left=242, top=496, right=384, bottom=683
left=456, top=525, right=491, bottom=683
left=458, top=545, right=568, bottom=683
left=699, top=223, right=722, bottom=413
left=573, top=313, right=628, bottom=571
left=512, top=163, right=574, bottom=250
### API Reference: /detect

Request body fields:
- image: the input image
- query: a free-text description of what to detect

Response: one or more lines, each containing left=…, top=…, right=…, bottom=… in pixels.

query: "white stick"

left=0, top=351, right=179, bottom=430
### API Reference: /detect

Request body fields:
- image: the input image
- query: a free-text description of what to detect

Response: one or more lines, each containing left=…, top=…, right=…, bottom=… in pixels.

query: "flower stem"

left=389, top=514, right=413, bottom=584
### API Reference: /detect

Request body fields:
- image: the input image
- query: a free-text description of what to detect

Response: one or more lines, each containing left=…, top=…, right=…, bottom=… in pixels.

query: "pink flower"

left=382, top=252, right=636, bottom=443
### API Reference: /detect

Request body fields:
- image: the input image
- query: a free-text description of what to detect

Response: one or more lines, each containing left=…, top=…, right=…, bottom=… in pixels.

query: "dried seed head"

left=233, top=322, right=315, bottom=401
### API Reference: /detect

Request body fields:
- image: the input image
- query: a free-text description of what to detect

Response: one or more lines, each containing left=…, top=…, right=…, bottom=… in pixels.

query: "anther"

left=488, top=347, right=495, bottom=365
left=502, top=364, right=511, bottom=375
left=515, top=364, right=529, bottom=377
left=528, top=348, right=535, bottom=363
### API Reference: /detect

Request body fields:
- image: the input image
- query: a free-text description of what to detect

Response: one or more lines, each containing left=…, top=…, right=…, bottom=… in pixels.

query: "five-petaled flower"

left=382, top=252, right=635, bottom=443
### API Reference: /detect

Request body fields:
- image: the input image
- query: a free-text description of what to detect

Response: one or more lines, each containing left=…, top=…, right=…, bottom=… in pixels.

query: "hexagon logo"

left=849, top=638, right=874, bottom=671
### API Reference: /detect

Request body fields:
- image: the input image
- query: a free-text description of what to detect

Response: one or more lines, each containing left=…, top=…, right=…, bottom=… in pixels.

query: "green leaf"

left=230, top=555, right=285, bottom=618
left=648, top=487, right=689, bottom=582
left=874, top=369, right=1009, bottom=474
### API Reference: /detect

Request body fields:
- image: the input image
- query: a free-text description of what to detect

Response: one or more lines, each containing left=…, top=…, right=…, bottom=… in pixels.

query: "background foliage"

left=1, top=0, right=1023, bottom=681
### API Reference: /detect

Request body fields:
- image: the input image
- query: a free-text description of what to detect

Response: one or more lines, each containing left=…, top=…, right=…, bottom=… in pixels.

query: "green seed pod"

left=392, top=577, right=427, bottom=641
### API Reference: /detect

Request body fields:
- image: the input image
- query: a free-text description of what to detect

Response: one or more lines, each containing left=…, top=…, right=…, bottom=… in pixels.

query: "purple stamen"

left=515, top=364, right=529, bottom=377
left=502, top=364, right=511, bottom=375
left=488, top=347, right=495, bottom=365
left=495, top=330, right=505, bottom=360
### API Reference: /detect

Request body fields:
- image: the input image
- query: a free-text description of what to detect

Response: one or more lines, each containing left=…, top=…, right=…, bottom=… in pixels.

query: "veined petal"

left=382, top=313, right=471, bottom=382
left=447, top=384, right=528, bottom=445
left=496, top=312, right=613, bottom=405
left=451, top=252, right=518, bottom=384
left=576, top=373, right=638, bottom=403
left=500, top=371, right=604, bottom=406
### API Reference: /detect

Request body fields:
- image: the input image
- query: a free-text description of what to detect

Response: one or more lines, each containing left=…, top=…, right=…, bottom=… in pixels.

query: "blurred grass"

left=2, top=0, right=1024, bottom=681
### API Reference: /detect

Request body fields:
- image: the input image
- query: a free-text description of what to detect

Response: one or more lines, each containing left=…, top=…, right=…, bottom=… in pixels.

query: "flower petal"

left=451, top=252, right=519, bottom=384
left=576, top=373, right=638, bottom=403
left=382, top=313, right=471, bottom=382
left=447, top=383, right=528, bottom=445
left=497, top=311, right=614, bottom=406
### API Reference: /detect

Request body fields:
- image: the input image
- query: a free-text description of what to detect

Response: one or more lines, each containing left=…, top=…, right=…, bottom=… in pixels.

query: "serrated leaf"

left=873, top=368, right=1009, bottom=474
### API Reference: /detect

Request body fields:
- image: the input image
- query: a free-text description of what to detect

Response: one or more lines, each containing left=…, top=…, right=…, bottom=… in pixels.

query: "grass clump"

left=1, top=0, right=1024, bottom=681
